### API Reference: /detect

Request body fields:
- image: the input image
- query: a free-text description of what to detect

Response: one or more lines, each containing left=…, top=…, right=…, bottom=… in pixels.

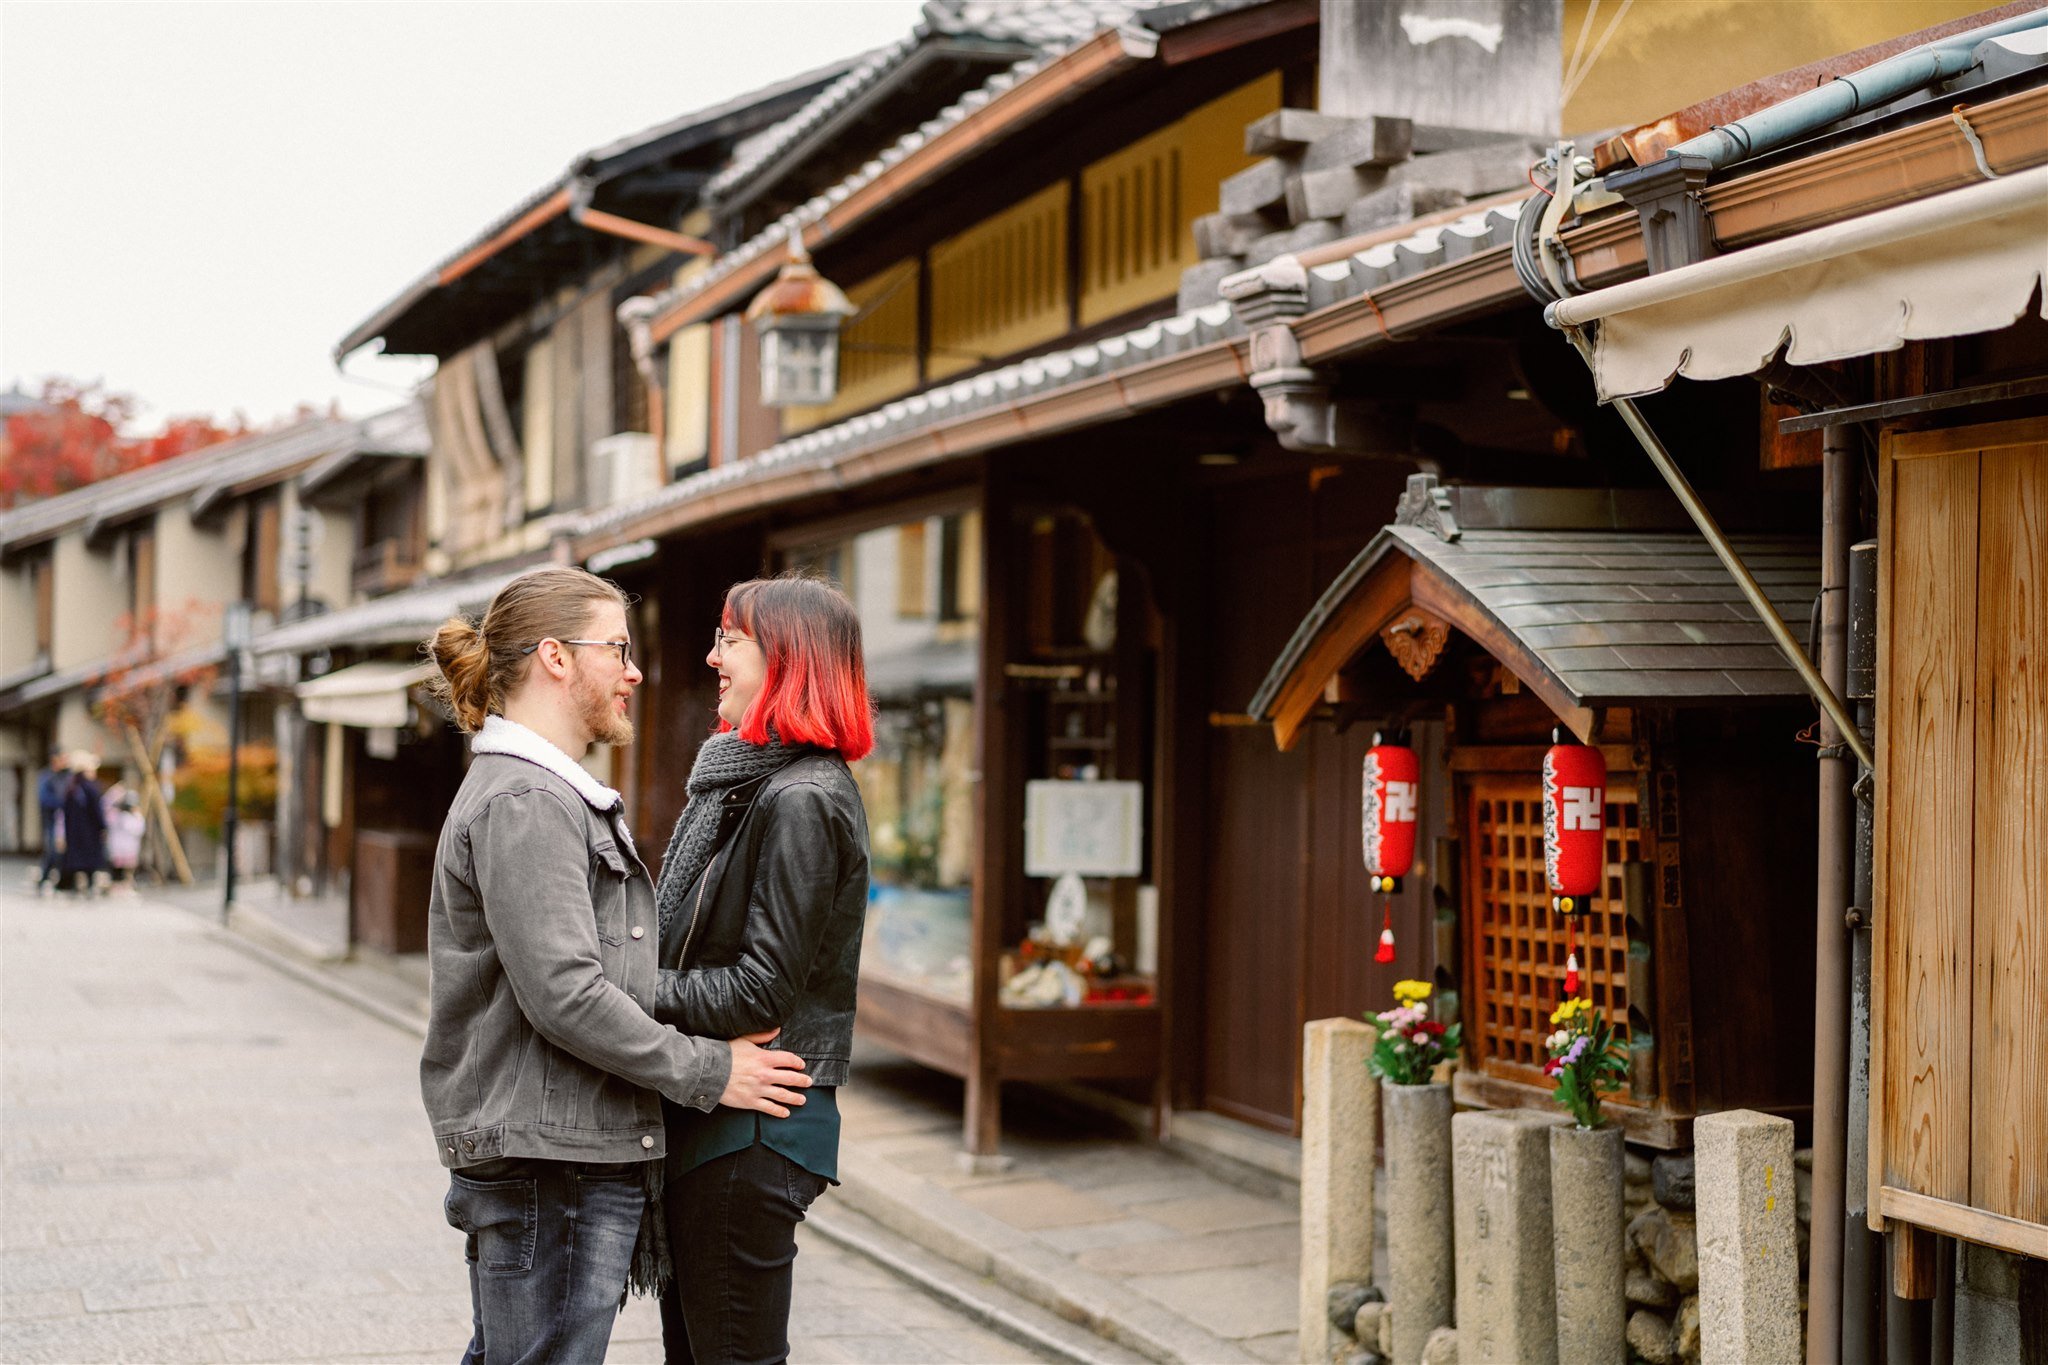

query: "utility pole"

left=222, top=600, right=252, bottom=923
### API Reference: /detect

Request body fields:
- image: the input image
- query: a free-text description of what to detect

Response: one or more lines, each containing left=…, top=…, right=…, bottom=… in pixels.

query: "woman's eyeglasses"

left=522, top=639, right=633, bottom=669
left=711, top=629, right=758, bottom=656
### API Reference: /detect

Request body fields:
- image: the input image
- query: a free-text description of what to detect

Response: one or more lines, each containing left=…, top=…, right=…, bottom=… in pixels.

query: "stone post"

left=1694, top=1109, right=1801, bottom=1363
left=1300, top=1019, right=1377, bottom=1364
left=1453, top=1109, right=1569, bottom=1365
left=1549, top=1124, right=1627, bottom=1363
left=1383, top=1080, right=1455, bottom=1365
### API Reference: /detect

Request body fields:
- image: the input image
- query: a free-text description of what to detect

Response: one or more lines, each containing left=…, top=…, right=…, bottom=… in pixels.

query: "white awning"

left=1549, top=166, right=2048, bottom=401
left=296, top=660, right=434, bottom=728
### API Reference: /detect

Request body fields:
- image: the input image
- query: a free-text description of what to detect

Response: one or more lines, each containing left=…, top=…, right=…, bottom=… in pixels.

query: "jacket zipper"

left=678, top=855, right=713, bottom=966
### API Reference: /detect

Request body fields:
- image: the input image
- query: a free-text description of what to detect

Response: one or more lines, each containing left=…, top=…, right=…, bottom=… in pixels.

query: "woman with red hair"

left=645, top=571, right=873, bottom=1365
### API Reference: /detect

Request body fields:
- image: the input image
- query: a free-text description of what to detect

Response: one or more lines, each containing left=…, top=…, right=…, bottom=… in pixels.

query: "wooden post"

left=124, top=722, right=193, bottom=886
left=965, top=463, right=1017, bottom=1163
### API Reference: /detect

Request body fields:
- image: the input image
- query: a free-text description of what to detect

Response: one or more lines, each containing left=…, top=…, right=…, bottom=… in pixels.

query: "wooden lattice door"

left=1462, top=772, right=1643, bottom=1092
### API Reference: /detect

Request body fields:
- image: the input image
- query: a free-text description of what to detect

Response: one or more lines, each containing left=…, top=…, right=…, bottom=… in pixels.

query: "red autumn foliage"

left=0, top=378, right=249, bottom=509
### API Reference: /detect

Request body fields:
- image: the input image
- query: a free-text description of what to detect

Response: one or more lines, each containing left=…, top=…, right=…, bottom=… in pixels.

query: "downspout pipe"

left=1808, top=424, right=1858, bottom=1365
left=1669, top=8, right=2048, bottom=169
left=1549, top=323, right=1875, bottom=771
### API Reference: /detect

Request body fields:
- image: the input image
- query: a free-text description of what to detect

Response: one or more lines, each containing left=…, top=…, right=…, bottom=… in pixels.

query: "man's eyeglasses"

left=711, top=629, right=758, bottom=656
left=522, top=639, right=633, bottom=669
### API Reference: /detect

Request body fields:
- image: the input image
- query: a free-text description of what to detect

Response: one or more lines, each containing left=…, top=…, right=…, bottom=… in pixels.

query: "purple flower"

left=1564, top=1036, right=1590, bottom=1066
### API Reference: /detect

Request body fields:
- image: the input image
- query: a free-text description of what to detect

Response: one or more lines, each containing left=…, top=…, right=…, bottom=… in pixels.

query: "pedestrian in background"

left=103, top=783, right=146, bottom=892
left=649, top=572, right=874, bottom=1365
left=32, top=750, right=68, bottom=894
left=59, top=753, right=107, bottom=897
left=421, top=566, right=811, bottom=1365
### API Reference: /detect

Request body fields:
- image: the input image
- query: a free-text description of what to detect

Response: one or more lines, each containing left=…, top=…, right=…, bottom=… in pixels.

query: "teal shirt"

left=667, top=1085, right=840, bottom=1182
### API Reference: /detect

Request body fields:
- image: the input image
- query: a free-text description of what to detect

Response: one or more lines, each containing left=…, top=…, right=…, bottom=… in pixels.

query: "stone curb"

left=176, top=899, right=1237, bottom=1364
left=832, top=1149, right=1256, bottom=1365
left=805, top=1203, right=1147, bottom=1365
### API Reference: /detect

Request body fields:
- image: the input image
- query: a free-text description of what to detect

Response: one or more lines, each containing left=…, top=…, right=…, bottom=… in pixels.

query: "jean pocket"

left=783, top=1162, right=829, bottom=1213
left=448, top=1172, right=538, bottom=1275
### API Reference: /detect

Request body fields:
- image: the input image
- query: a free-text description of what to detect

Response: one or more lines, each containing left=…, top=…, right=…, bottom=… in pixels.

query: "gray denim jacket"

left=420, top=716, right=731, bottom=1168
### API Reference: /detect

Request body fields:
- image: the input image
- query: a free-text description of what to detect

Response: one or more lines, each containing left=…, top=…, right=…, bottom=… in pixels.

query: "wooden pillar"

left=965, top=461, right=1020, bottom=1161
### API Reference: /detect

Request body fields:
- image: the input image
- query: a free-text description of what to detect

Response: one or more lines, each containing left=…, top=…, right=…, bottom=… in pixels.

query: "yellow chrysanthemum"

left=1393, top=979, right=1432, bottom=1004
left=1549, top=997, right=1592, bottom=1025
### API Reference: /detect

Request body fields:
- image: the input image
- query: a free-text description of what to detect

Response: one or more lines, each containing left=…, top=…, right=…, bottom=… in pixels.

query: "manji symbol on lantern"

left=1542, top=733, right=1606, bottom=995
left=1363, top=734, right=1419, bottom=964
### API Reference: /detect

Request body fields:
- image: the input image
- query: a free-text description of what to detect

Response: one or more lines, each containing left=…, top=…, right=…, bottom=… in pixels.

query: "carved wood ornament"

left=1382, top=610, right=1450, bottom=681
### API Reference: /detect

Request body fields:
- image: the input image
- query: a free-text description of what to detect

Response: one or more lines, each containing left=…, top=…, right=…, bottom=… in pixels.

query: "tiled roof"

left=706, top=0, right=1144, bottom=203
left=1250, top=515, right=1821, bottom=723
left=585, top=195, right=1528, bottom=547
left=333, top=55, right=861, bottom=361
left=576, top=300, right=1244, bottom=541
left=656, top=0, right=1270, bottom=330
left=252, top=566, right=532, bottom=657
left=1299, top=203, right=1526, bottom=311
left=0, top=405, right=426, bottom=553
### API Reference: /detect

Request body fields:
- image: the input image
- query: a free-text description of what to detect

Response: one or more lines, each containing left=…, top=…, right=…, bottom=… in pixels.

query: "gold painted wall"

left=1562, top=0, right=1999, bottom=135
left=1079, top=71, right=1281, bottom=326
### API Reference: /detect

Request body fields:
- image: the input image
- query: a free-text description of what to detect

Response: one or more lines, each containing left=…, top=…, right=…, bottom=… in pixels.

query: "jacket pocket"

left=590, top=843, right=632, bottom=946
left=446, top=1170, right=538, bottom=1275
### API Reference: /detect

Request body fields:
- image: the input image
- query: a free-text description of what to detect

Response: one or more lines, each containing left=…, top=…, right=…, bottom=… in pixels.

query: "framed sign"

left=1023, top=780, right=1143, bottom=877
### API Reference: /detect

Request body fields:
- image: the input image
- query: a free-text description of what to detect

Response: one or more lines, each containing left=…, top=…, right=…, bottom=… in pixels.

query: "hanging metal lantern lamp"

left=1363, top=732, right=1419, bottom=963
left=745, top=232, right=856, bottom=407
left=1542, top=729, right=1606, bottom=994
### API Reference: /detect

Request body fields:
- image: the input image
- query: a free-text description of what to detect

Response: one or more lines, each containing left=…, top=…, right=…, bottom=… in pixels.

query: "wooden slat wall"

left=1873, top=417, right=2048, bottom=1259
left=930, top=183, right=1070, bottom=381
left=1968, top=443, right=2046, bottom=1227
left=1878, top=447, right=1978, bottom=1217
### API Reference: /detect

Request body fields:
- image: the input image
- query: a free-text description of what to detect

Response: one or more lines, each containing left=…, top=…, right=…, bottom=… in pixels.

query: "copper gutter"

left=1705, top=82, right=2048, bottom=247
left=1601, top=0, right=2042, bottom=168
left=647, top=27, right=1155, bottom=346
left=1299, top=81, right=2048, bottom=366
left=437, top=187, right=574, bottom=287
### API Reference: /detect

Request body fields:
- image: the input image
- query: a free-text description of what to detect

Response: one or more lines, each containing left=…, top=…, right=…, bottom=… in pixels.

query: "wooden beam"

left=1268, top=558, right=1413, bottom=752
left=571, top=206, right=715, bottom=258
left=1880, top=1187, right=2048, bottom=1261
left=437, top=187, right=573, bottom=287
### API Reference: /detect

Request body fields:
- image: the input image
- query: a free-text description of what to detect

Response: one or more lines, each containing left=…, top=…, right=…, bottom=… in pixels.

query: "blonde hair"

left=426, top=567, right=628, bottom=733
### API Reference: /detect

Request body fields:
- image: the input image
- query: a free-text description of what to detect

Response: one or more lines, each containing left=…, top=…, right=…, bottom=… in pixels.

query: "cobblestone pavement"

left=0, top=883, right=1050, bottom=1363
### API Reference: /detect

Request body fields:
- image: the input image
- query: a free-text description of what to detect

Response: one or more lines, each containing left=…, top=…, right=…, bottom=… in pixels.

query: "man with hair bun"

left=420, top=566, right=810, bottom=1364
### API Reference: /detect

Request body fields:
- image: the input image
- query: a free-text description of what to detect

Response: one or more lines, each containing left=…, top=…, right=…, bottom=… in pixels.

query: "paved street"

left=0, top=882, right=1050, bottom=1364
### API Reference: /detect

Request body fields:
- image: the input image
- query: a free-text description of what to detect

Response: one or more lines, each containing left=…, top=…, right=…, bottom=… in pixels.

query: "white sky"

left=0, top=0, right=924, bottom=432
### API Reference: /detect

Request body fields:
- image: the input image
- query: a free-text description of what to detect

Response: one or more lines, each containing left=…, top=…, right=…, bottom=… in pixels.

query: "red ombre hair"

left=721, top=572, right=874, bottom=761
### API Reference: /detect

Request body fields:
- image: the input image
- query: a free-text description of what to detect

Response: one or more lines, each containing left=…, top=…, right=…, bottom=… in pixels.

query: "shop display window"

left=787, top=514, right=978, bottom=1004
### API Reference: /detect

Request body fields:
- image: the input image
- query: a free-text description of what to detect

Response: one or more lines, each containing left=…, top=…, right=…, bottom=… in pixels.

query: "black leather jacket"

left=652, top=751, right=869, bottom=1087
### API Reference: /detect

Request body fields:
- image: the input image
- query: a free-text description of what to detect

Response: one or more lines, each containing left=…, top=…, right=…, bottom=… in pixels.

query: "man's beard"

left=574, top=665, right=635, bottom=747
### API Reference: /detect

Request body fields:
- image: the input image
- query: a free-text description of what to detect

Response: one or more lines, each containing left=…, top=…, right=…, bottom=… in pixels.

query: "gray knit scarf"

left=653, top=730, right=804, bottom=935
left=630, top=729, right=803, bottom=1301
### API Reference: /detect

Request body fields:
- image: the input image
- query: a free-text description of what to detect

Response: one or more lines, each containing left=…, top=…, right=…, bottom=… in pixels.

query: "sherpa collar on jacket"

left=471, top=714, right=621, bottom=811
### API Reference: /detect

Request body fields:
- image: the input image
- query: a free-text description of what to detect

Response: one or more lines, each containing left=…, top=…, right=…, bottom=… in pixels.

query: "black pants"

left=659, top=1141, right=829, bottom=1365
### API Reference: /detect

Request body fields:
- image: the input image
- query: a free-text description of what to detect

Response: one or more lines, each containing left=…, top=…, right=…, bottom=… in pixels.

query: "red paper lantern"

left=1363, top=739, right=1420, bottom=892
left=1364, top=737, right=1419, bottom=965
left=1542, top=740, right=1606, bottom=914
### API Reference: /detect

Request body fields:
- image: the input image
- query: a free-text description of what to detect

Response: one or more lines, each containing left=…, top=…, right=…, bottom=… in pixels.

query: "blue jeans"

left=37, top=815, right=62, bottom=886
left=444, top=1157, right=647, bottom=1365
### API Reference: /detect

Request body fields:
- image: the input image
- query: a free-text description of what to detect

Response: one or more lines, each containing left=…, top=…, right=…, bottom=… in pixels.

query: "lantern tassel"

left=1563, top=918, right=1581, bottom=995
left=1375, top=905, right=1395, bottom=964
